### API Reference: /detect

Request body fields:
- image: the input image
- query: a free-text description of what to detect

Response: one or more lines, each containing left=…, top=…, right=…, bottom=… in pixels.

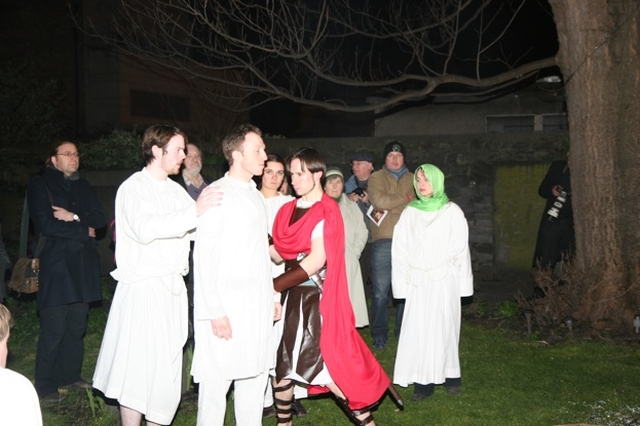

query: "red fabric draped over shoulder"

left=272, top=194, right=390, bottom=410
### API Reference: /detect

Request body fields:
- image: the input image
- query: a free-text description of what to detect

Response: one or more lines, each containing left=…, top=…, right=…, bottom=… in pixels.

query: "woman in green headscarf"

left=391, top=164, right=474, bottom=401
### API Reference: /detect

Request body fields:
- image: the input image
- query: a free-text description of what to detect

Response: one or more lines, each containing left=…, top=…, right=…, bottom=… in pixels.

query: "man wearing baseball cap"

left=367, top=141, right=415, bottom=350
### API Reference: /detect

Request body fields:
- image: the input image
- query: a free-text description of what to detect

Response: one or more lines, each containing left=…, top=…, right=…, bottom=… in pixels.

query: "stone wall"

left=263, top=132, right=569, bottom=275
left=2, top=132, right=568, bottom=277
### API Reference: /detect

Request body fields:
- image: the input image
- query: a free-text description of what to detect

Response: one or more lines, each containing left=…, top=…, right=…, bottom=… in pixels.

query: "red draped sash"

left=272, top=194, right=390, bottom=410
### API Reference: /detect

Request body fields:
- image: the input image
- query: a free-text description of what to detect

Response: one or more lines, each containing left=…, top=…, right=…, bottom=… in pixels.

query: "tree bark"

left=549, top=0, right=640, bottom=331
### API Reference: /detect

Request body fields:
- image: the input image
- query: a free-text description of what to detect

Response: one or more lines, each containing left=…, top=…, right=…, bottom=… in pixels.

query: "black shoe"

left=411, top=383, right=434, bottom=401
left=40, top=392, right=66, bottom=404
left=373, top=336, right=387, bottom=350
left=292, top=399, right=307, bottom=417
left=410, top=392, right=430, bottom=401
left=446, top=386, right=461, bottom=395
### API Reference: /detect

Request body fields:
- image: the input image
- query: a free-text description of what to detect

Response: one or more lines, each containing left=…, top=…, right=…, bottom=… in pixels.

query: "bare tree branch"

left=76, top=0, right=558, bottom=113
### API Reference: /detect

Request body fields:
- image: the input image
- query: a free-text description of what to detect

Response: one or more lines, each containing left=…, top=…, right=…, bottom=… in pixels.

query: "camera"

left=350, top=187, right=366, bottom=197
left=546, top=188, right=568, bottom=221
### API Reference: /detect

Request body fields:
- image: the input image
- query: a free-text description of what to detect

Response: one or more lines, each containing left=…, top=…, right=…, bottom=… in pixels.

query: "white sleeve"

left=391, top=208, right=411, bottom=299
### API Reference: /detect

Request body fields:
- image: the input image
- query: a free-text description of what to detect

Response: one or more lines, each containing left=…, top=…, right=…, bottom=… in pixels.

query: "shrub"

left=78, top=129, right=143, bottom=170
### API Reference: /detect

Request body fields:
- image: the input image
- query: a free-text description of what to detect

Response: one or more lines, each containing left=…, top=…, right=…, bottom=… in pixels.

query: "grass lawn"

left=4, top=281, right=640, bottom=426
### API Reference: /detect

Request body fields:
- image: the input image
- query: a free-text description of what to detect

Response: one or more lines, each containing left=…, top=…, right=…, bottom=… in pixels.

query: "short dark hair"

left=221, top=123, right=263, bottom=166
left=142, top=124, right=188, bottom=165
left=287, top=148, right=326, bottom=177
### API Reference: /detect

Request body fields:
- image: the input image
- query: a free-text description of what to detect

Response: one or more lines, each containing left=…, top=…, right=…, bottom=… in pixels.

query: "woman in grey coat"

left=324, top=167, right=369, bottom=327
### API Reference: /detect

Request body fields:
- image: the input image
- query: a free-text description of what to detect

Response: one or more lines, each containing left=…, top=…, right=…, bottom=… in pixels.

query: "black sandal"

left=336, top=396, right=375, bottom=426
left=273, top=381, right=295, bottom=424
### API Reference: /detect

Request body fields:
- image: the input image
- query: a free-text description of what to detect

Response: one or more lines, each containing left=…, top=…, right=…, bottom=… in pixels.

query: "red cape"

left=273, top=193, right=390, bottom=410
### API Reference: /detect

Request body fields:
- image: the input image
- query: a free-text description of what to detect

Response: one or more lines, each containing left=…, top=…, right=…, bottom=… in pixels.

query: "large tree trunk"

left=549, top=0, right=640, bottom=332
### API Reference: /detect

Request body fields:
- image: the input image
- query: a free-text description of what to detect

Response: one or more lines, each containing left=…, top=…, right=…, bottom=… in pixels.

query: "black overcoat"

left=532, top=160, right=575, bottom=268
left=27, top=167, right=107, bottom=309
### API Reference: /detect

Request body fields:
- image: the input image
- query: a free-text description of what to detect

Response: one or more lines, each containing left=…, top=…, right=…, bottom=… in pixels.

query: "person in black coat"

left=532, top=155, right=575, bottom=292
left=27, top=140, right=106, bottom=402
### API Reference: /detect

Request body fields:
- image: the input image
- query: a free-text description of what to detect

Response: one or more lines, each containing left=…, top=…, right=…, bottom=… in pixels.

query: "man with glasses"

left=27, top=140, right=107, bottom=403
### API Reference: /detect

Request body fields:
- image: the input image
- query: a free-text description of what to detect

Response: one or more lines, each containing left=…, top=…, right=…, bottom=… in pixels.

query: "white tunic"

left=191, top=176, right=275, bottom=382
left=0, top=367, right=42, bottom=426
left=93, top=168, right=197, bottom=425
left=337, top=194, right=369, bottom=327
left=391, top=202, right=473, bottom=387
left=262, top=193, right=295, bottom=277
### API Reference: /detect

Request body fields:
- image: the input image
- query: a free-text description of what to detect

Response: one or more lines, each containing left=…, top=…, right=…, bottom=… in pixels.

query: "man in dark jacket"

left=27, top=140, right=106, bottom=402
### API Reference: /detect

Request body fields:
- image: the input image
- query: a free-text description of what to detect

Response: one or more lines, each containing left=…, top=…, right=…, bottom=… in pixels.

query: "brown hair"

left=287, top=148, right=326, bottom=177
left=221, top=123, right=263, bottom=166
left=142, top=124, right=188, bottom=165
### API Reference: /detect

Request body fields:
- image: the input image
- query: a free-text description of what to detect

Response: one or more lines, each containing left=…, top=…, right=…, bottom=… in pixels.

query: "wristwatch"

left=73, top=214, right=80, bottom=222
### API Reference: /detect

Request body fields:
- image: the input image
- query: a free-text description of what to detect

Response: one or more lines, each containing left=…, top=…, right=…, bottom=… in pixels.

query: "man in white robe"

left=93, top=125, right=219, bottom=426
left=192, top=124, right=281, bottom=426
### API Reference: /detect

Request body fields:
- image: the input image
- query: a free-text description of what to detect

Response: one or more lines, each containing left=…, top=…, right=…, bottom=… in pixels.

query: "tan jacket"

left=367, top=168, right=415, bottom=241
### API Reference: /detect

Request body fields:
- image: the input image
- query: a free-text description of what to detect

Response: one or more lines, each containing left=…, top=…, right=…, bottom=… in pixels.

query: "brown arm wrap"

left=273, top=264, right=309, bottom=292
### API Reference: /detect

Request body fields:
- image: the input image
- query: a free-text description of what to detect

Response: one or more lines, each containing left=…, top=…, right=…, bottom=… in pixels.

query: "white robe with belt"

left=392, top=202, right=473, bottom=387
left=93, top=168, right=197, bottom=425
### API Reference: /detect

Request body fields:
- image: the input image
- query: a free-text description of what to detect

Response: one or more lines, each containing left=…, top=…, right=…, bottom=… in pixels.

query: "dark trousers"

left=533, top=217, right=575, bottom=270
left=414, top=378, right=461, bottom=395
left=35, top=302, right=89, bottom=397
left=370, top=239, right=405, bottom=341
left=360, top=242, right=373, bottom=299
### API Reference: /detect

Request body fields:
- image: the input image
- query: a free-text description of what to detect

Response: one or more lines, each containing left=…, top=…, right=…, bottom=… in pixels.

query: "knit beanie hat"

left=382, top=141, right=406, bottom=159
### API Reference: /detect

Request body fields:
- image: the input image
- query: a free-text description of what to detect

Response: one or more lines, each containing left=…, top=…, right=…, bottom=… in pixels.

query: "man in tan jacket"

left=367, top=141, right=415, bottom=350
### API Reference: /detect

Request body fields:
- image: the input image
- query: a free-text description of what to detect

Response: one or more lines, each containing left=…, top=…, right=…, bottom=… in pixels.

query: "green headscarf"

left=408, top=164, right=449, bottom=212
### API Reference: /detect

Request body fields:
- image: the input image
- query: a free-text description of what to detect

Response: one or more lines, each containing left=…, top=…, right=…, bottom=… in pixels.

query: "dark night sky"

left=252, top=0, right=559, bottom=136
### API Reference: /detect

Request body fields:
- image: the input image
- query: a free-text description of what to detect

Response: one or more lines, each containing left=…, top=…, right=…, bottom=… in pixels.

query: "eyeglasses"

left=57, top=152, right=80, bottom=158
